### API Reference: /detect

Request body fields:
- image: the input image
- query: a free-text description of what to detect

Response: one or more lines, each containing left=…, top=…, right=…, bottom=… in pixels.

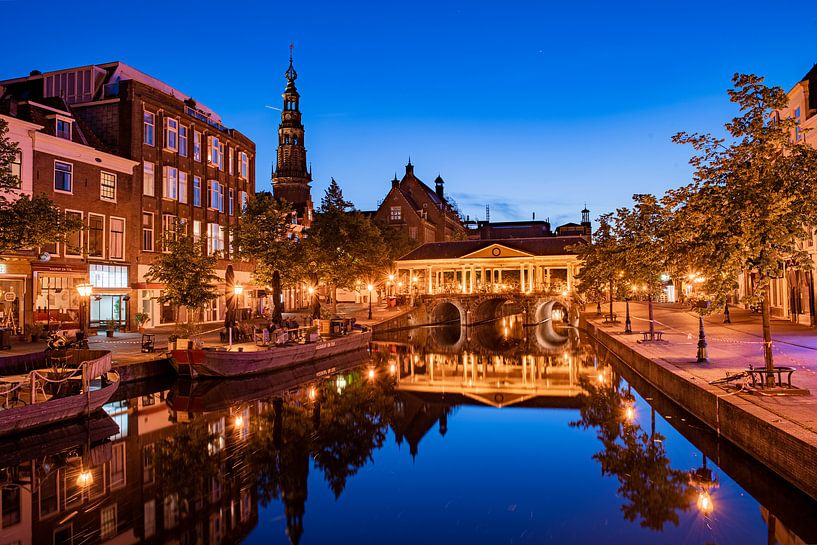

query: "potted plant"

left=135, top=312, right=150, bottom=334
left=104, top=319, right=117, bottom=338
left=173, top=322, right=196, bottom=350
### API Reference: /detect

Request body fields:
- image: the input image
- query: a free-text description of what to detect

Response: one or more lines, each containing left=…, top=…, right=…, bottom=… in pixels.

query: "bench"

left=602, top=314, right=618, bottom=324
left=747, top=366, right=795, bottom=388
left=640, top=331, right=664, bottom=341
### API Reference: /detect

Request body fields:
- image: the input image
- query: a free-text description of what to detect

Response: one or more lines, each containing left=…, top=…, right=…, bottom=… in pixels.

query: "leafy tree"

left=573, top=213, right=625, bottom=318
left=671, top=73, right=817, bottom=377
left=305, top=179, right=388, bottom=314
left=0, top=119, right=20, bottom=192
left=0, top=119, right=84, bottom=253
left=373, top=219, right=420, bottom=262
left=144, top=222, right=219, bottom=328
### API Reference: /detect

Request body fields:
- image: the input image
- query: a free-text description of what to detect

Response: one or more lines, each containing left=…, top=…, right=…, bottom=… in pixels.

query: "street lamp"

left=367, top=283, right=373, bottom=320
left=228, top=284, right=243, bottom=349
left=388, top=274, right=395, bottom=297
left=76, top=283, right=93, bottom=340
left=624, top=296, right=632, bottom=334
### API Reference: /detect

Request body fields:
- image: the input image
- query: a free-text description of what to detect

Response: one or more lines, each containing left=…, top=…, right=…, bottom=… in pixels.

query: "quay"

left=582, top=301, right=817, bottom=502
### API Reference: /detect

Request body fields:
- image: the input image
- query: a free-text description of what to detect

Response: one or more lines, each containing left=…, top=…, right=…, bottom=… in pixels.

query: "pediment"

left=462, top=244, right=533, bottom=259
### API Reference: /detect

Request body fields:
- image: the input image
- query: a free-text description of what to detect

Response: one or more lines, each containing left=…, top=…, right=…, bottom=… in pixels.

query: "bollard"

left=696, top=316, right=708, bottom=363
left=723, top=302, right=731, bottom=324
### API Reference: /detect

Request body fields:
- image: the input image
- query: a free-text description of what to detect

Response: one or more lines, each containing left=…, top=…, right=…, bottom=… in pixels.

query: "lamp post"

left=723, top=301, right=731, bottom=324
left=367, top=284, right=373, bottom=320
left=228, top=283, right=243, bottom=349
left=624, top=297, right=632, bottom=334
left=696, top=316, right=708, bottom=363
left=76, top=283, right=93, bottom=340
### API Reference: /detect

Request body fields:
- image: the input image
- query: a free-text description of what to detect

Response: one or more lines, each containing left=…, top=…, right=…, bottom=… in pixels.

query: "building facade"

left=373, top=161, right=466, bottom=244
left=0, top=63, right=258, bottom=330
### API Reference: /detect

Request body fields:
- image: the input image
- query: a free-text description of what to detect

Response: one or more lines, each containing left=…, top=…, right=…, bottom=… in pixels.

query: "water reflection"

left=0, top=317, right=815, bottom=544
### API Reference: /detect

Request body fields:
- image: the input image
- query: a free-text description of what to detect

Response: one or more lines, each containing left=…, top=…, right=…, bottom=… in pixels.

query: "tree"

left=144, top=222, right=219, bottom=329
left=373, top=219, right=420, bottom=262
left=671, top=73, right=817, bottom=379
left=233, top=192, right=306, bottom=323
left=573, top=213, right=625, bottom=319
left=305, top=179, right=388, bottom=315
left=0, top=119, right=83, bottom=253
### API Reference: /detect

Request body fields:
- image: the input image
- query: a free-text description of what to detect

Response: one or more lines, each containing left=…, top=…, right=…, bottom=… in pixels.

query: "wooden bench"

left=640, top=331, right=664, bottom=341
left=602, top=314, right=618, bottom=324
left=747, top=366, right=795, bottom=388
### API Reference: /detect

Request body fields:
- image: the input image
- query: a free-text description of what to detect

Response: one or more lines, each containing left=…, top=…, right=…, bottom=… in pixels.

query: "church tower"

left=272, top=46, right=313, bottom=226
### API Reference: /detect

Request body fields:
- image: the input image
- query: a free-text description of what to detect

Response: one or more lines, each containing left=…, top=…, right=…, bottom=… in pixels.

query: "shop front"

left=89, top=264, right=131, bottom=330
left=31, top=263, right=89, bottom=332
left=0, top=260, right=31, bottom=335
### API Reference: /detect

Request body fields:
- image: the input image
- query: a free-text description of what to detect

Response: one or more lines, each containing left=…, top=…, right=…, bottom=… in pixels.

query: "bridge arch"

left=532, top=299, right=570, bottom=346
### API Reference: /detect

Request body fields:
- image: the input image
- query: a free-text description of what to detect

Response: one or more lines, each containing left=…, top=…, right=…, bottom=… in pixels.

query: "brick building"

left=373, top=161, right=466, bottom=244
left=0, top=63, right=258, bottom=330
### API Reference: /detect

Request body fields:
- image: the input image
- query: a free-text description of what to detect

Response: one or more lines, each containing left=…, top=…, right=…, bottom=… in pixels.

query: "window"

left=56, top=118, right=71, bottom=140
left=100, top=505, right=117, bottom=540
left=193, top=130, right=202, bottom=161
left=795, top=106, right=802, bottom=141
left=143, top=162, right=155, bottom=196
left=208, top=180, right=224, bottom=211
left=193, top=176, right=202, bottom=207
left=165, top=118, right=178, bottom=151
left=179, top=125, right=188, bottom=156
left=193, top=220, right=202, bottom=245
left=208, top=136, right=223, bottom=168
left=228, top=147, right=234, bottom=175
left=65, top=211, right=83, bottom=256
left=2, top=487, right=21, bottom=527
left=207, top=223, right=224, bottom=256
left=100, top=171, right=116, bottom=201
left=39, top=472, right=58, bottom=518
left=144, top=111, right=155, bottom=146
left=9, top=151, right=21, bottom=187
left=178, top=172, right=188, bottom=204
left=409, top=226, right=418, bottom=240
left=239, top=190, right=248, bottom=213
left=54, top=161, right=72, bottom=192
left=162, top=215, right=177, bottom=252
left=88, top=214, right=104, bottom=258
left=239, top=152, right=248, bottom=178
left=142, top=212, right=154, bottom=252
left=229, top=188, right=234, bottom=215
left=109, top=217, right=125, bottom=260
left=390, top=206, right=402, bottom=221
left=143, top=444, right=155, bottom=484
left=163, top=166, right=178, bottom=200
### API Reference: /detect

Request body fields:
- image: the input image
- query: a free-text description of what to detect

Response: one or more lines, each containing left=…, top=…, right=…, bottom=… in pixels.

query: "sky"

left=3, top=0, right=817, bottom=226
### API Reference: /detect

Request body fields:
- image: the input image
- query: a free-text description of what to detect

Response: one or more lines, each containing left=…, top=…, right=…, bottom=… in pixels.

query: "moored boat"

left=170, top=328, right=372, bottom=379
left=0, top=349, right=120, bottom=436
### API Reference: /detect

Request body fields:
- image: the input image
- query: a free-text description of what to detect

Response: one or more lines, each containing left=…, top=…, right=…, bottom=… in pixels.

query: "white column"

left=470, top=266, right=475, bottom=293
left=462, top=266, right=467, bottom=293
left=427, top=266, right=433, bottom=294
left=520, top=263, right=525, bottom=292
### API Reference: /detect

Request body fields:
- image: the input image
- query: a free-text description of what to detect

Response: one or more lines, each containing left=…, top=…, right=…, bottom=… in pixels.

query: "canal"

left=1, top=312, right=816, bottom=544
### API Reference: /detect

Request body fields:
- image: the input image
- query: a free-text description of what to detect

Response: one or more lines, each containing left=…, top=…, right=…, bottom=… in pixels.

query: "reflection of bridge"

left=418, top=293, right=575, bottom=326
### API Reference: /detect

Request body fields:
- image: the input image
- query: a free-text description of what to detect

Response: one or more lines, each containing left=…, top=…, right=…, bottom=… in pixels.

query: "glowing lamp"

left=76, top=283, right=93, bottom=297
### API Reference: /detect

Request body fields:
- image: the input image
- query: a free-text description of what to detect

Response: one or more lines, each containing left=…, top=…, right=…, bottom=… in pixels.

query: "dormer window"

left=56, top=118, right=72, bottom=140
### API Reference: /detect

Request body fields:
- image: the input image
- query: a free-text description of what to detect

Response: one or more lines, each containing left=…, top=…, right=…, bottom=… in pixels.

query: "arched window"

left=293, top=136, right=299, bottom=145
left=284, top=135, right=290, bottom=144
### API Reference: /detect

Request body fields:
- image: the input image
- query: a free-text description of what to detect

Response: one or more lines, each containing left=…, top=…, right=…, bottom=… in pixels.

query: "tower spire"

left=285, top=43, right=298, bottom=84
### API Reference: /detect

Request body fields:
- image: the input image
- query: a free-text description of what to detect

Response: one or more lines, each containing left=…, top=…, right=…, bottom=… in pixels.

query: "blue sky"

left=3, top=0, right=816, bottom=225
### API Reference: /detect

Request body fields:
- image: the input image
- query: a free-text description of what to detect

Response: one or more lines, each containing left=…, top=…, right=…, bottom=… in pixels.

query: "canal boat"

left=166, top=348, right=370, bottom=413
left=169, top=322, right=371, bottom=379
left=0, top=349, right=120, bottom=436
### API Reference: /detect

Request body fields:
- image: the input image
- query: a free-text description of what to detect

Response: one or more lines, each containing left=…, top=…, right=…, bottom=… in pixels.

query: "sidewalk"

left=590, top=301, right=817, bottom=435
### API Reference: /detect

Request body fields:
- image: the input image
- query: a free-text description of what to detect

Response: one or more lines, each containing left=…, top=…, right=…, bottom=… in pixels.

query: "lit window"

left=208, top=180, right=224, bottom=211
left=142, top=212, right=154, bottom=252
left=179, top=125, right=188, bottom=157
left=54, top=161, right=72, bottom=192
left=143, top=162, right=155, bottom=196
left=88, top=214, right=104, bottom=258
left=178, top=172, right=188, bottom=204
left=100, top=172, right=116, bottom=201
left=207, top=223, right=225, bottom=256
left=193, top=130, right=201, bottom=161
left=193, top=220, right=202, bottom=245
left=193, top=176, right=202, bottom=207
left=143, top=111, right=155, bottom=146
left=109, top=217, right=125, bottom=260
left=390, top=206, right=402, bottom=221
left=228, top=147, right=234, bottom=175
left=56, top=118, right=72, bottom=140
left=208, top=136, right=223, bottom=168
left=100, top=505, right=117, bottom=540
left=163, top=166, right=178, bottom=200
left=239, top=152, right=248, bottom=179
left=165, top=118, right=178, bottom=151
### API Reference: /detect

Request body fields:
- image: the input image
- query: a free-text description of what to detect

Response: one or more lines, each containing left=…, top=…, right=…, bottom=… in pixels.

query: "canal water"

left=2, top=312, right=816, bottom=544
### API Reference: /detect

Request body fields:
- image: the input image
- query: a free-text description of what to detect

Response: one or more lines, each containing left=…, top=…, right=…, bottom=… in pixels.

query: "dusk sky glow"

left=4, top=0, right=817, bottom=225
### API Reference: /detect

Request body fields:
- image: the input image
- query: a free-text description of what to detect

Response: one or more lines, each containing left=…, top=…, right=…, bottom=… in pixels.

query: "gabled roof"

left=397, top=236, right=586, bottom=261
